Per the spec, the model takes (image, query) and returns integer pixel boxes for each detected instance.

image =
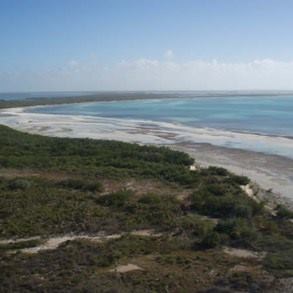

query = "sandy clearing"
[0,236,41,245]
[241,184,255,198]
[110,264,143,273]
[131,229,162,237]
[230,264,254,272]
[223,247,266,259]
[3,229,162,254]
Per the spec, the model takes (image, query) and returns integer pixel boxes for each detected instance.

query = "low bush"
[96,189,133,208]
[7,178,32,190]
[276,205,293,219]
[171,214,214,238]
[205,166,229,176]
[58,178,103,192]
[199,231,222,249]
[227,175,250,186]
[264,250,293,277]
[124,193,182,229]
[191,192,254,219]
[215,218,257,247]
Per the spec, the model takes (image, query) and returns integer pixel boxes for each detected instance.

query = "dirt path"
[3,229,162,254]
[223,247,266,259]
[110,264,144,273]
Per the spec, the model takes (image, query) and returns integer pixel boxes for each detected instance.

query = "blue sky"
[1,0,293,91]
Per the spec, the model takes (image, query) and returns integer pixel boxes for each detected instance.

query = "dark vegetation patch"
[0,125,292,291]
[264,250,293,277]
[276,204,293,219]
[0,237,238,292]
[210,271,275,293]
[0,125,195,185]
[57,178,103,192]
[190,179,262,219]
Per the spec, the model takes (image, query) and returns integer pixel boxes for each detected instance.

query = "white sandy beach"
[0,106,293,206]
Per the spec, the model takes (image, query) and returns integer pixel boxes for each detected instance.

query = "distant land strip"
[1,90,293,109]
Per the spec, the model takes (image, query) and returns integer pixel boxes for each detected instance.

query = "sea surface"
[30,95,293,138]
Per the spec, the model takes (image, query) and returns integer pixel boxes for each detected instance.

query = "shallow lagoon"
[31,95,293,138]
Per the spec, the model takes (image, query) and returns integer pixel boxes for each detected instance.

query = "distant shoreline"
[1,90,293,109]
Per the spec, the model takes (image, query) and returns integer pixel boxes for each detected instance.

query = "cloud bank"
[1,57,293,91]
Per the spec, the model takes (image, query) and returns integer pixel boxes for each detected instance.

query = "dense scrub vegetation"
[0,125,292,292]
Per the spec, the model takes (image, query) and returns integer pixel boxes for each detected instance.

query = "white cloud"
[164,49,174,60]
[68,60,79,68]
[1,57,293,91]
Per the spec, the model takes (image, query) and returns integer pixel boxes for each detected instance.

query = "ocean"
[30,95,293,137]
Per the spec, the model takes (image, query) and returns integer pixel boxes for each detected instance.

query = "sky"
[1,0,293,91]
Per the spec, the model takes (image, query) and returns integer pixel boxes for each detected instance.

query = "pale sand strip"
[2,230,162,254]
[0,236,41,245]
[109,264,143,273]
[223,247,266,259]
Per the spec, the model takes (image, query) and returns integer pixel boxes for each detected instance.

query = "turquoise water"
[31,96,293,138]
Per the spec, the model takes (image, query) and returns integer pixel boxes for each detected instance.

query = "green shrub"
[138,194,162,205]
[206,183,228,197]
[200,231,222,249]
[206,166,229,176]
[228,175,250,186]
[233,204,253,218]
[58,179,103,192]
[124,193,182,229]
[253,216,279,235]
[96,190,133,208]
[215,218,257,246]
[191,191,254,219]
[276,205,293,219]
[264,250,293,276]
[173,214,214,237]
[8,178,32,190]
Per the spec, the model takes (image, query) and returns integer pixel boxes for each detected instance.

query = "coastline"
[2,90,293,109]
[169,143,293,210]
[0,106,293,207]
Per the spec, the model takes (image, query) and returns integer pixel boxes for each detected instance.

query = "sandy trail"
[2,229,162,254]
[223,247,266,259]
[110,264,143,273]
